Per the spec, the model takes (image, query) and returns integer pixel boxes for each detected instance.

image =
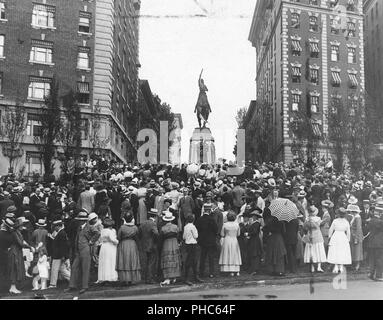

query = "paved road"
[105,280,383,300]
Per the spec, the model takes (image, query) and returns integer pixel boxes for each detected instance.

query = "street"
[105,280,383,300]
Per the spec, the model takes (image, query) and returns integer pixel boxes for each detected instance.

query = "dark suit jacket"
[139,219,159,252]
[367,217,383,248]
[49,229,70,259]
[195,214,218,247]
[284,219,299,245]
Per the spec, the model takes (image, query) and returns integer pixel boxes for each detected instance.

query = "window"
[28,77,51,100]
[79,12,91,33]
[348,72,358,88]
[311,121,322,138]
[292,93,301,111]
[30,40,53,64]
[0,2,5,20]
[309,40,320,58]
[331,18,340,34]
[348,47,356,64]
[347,22,356,37]
[331,96,341,114]
[291,13,300,29]
[26,114,42,136]
[310,95,320,113]
[291,39,302,56]
[347,0,356,12]
[0,72,2,94]
[309,0,319,5]
[0,34,4,57]
[291,65,301,83]
[331,45,340,61]
[331,70,341,87]
[32,4,55,28]
[309,16,319,32]
[310,67,319,85]
[329,0,339,8]
[348,97,358,116]
[77,82,90,104]
[77,47,90,69]
[80,119,89,140]
[26,152,43,175]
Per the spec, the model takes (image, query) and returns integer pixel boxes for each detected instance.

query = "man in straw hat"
[65,212,100,294]
[49,218,70,288]
[139,208,159,284]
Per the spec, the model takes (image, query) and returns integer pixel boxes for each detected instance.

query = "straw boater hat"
[363,199,370,206]
[149,208,159,216]
[3,218,15,229]
[36,219,47,227]
[88,212,98,221]
[321,200,334,208]
[268,178,276,188]
[346,204,361,213]
[308,205,319,216]
[298,190,307,198]
[7,206,17,214]
[75,211,89,221]
[162,211,175,222]
[52,219,63,226]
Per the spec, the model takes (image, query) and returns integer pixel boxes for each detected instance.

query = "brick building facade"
[249,0,365,163]
[0,0,141,176]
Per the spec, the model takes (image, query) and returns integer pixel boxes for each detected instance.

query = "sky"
[139,0,257,162]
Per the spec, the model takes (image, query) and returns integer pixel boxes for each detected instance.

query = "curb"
[21,272,368,300]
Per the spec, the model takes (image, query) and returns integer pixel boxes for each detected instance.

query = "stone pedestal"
[189,127,216,164]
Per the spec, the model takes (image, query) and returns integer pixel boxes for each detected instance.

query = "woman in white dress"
[219,213,242,276]
[327,208,352,273]
[303,206,327,273]
[98,218,119,283]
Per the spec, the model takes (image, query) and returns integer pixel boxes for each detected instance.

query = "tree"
[59,89,82,177]
[89,100,110,156]
[233,107,248,156]
[0,100,27,173]
[35,77,62,180]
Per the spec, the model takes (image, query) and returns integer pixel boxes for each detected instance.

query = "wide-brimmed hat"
[363,199,371,206]
[308,205,319,216]
[336,207,348,217]
[346,204,361,213]
[52,219,63,226]
[5,212,16,220]
[149,208,159,216]
[3,218,15,229]
[36,219,47,227]
[253,186,263,194]
[321,200,334,208]
[268,178,276,188]
[348,196,358,205]
[7,206,17,213]
[162,211,175,222]
[75,212,89,221]
[88,212,98,221]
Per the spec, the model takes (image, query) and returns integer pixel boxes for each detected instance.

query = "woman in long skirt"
[116,213,141,284]
[137,183,148,225]
[98,218,119,283]
[160,212,181,286]
[327,208,352,273]
[303,206,327,273]
[347,205,364,271]
[219,213,242,276]
[264,216,287,276]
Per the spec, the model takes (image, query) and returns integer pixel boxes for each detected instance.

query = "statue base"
[189,127,216,164]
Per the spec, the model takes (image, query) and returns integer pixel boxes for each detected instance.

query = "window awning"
[311,121,322,137]
[29,76,52,83]
[331,72,341,84]
[292,67,301,76]
[33,4,56,13]
[292,40,302,51]
[31,39,53,49]
[349,73,358,87]
[77,82,90,93]
[310,42,320,53]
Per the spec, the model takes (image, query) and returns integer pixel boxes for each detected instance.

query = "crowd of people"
[1,156,383,295]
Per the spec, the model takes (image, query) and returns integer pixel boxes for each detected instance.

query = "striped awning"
[29,76,52,83]
[292,67,301,76]
[291,40,302,52]
[31,39,53,49]
[33,4,56,13]
[349,73,358,87]
[78,46,90,53]
[311,121,322,137]
[77,82,90,93]
[310,42,320,53]
[331,72,341,84]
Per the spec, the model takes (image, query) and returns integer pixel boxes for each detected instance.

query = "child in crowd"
[32,245,50,290]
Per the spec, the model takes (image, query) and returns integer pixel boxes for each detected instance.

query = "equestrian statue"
[194,69,212,129]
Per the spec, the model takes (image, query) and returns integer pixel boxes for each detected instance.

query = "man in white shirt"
[183,215,203,285]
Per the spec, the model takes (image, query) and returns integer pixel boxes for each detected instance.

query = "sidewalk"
[1,268,371,300]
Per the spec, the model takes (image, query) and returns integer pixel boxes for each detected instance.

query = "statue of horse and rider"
[194,69,212,129]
